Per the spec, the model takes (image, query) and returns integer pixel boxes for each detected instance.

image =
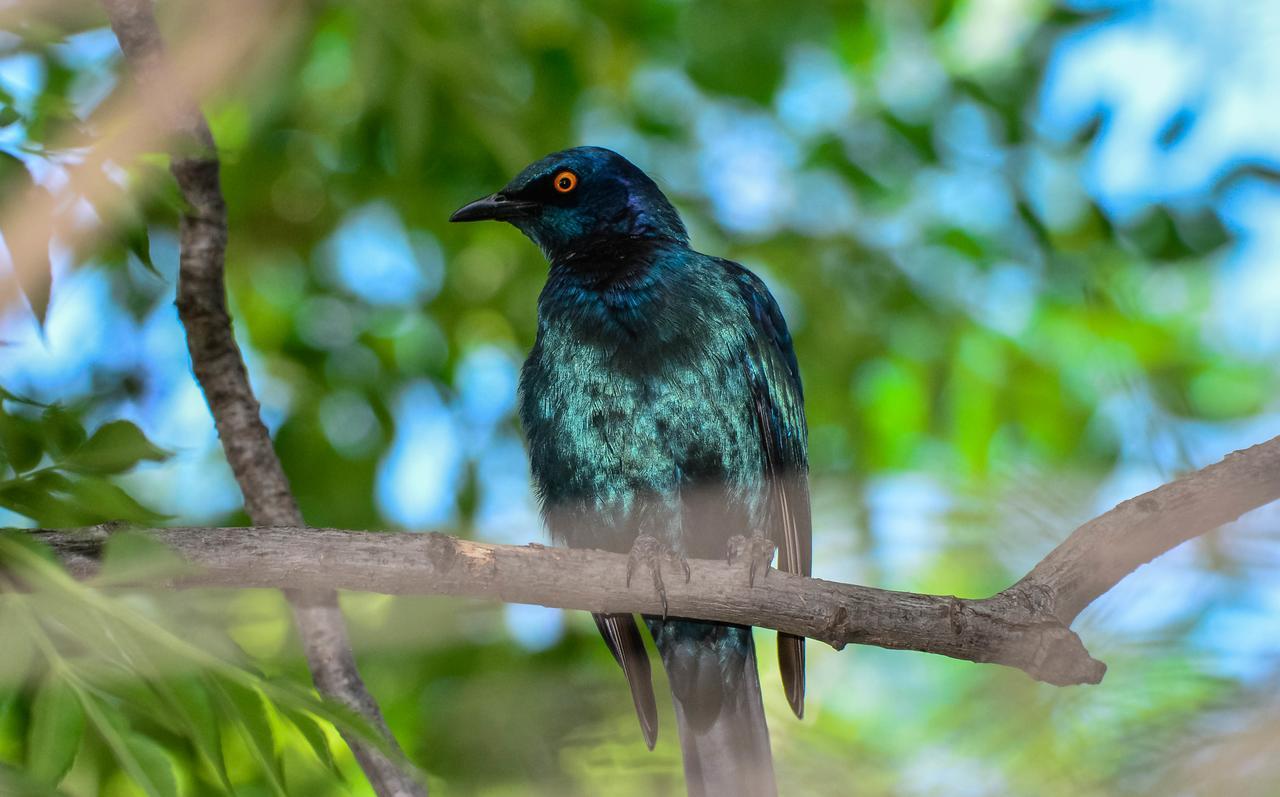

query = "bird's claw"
[626,534,689,618]
[727,534,776,587]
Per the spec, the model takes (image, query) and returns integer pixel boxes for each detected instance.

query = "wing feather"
[724,260,811,718]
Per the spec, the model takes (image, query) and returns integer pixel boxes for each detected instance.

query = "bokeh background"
[2,0,1279,794]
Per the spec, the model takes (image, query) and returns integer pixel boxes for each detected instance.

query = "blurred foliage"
[0,391,169,526]
[0,0,1278,795]
[0,531,390,796]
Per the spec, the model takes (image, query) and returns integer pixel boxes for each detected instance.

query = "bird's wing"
[723,259,812,719]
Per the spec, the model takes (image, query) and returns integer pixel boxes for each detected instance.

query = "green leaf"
[115,630,224,780]
[62,420,169,474]
[0,471,166,526]
[123,734,179,797]
[0,107,20,127]
[214,680,286,795]
[73,685,167,797]
[0,690,24,764]
[61,477,170,524]
[161,676,232,792]
[0,410,44,473]
[0,474,82,527]
[260,677,393,760]
[281,706,341,777]
[39,406,86,460]
[26,676,84,785]
[0,762,66,797]
[126,226,160,277]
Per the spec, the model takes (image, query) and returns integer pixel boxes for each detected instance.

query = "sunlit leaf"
[160,676,232,792]
[259,676,395,761]
[280,705,341,777]
[213,680,286,796]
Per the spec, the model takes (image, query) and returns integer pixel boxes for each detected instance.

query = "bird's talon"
[727,534,776,587]
[627,535,681,617]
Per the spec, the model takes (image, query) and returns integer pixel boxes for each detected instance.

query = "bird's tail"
[648,618,776,797]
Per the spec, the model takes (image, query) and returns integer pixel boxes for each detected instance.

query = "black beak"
[449,192,534,223]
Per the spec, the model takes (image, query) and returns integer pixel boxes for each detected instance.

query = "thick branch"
[100,3,424,794]
[31,433,1280,689]
[37,525,1107,687]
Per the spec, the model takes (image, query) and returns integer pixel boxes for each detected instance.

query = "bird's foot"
[726,534,776,587]
[626,534,690,618]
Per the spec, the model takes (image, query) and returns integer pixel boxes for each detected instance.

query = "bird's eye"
[553,171,578,193]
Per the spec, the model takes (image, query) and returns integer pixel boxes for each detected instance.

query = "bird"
[451,146,810,797]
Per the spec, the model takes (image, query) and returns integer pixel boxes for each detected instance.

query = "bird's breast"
[519,316,765,553]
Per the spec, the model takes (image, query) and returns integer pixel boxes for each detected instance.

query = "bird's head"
[449,146,687,261]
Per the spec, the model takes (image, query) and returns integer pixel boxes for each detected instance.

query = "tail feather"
[649,619,776,797]
[593,612,659,749]
[778,633,805,719]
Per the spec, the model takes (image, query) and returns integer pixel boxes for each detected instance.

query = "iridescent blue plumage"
[451,147,810,797]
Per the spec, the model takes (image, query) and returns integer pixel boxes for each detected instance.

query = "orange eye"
[553,171,578,193]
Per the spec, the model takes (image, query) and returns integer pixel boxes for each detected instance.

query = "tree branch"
[1011,436,1280,623]
[100,3,425,794]
[30,432,1280,689]
[34,526,1108,686]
